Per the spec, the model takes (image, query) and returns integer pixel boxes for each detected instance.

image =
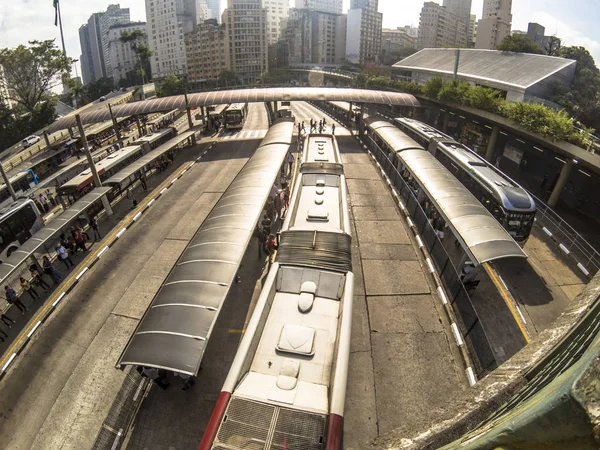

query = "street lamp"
[72,58,80,81]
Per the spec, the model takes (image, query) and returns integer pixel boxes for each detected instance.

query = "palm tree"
[119,30,153,87]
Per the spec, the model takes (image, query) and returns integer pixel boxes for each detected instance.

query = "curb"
[0,141,217,382]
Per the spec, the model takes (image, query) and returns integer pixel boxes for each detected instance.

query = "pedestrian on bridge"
[331,123,336,135]
[20,277,39,301]
[5,286,28,314]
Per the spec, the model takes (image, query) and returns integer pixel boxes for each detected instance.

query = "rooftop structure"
[393,48,576,102]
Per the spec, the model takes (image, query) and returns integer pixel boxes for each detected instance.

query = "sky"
[1,0,600,77]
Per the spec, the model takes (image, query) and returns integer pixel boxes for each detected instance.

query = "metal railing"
[363,134,498,377]
[91,366,149,450]
[529,193,600,279]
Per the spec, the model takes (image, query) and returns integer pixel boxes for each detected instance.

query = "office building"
[279,9,347,66]
[476,0,512,50]
[397,25,419,38]
[222,0,269,83]
[418,2,467,50]
[346,0,383,64]
[469,14,476,47]
[79,4,130,84]
[263,0,289,45]
[146,0,202,79]
[443,0,472,37]
[108,22,148,84]
[185,19,229,85]
[526,22,560,54]
[295,0,343,14]
[382,28,417,50]
[0,65,12,110]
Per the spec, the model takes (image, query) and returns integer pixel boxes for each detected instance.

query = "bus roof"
[0,198,34,219]
[136,128,174,145]
[227,103,246,111]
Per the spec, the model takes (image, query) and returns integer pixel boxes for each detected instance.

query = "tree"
[119,30,153,85]
[218,70,240,87]
[64,77,89,107]
[543,36,562,56]
[157,74,185,97]
[0,40,71,113]
[86,77,115,100]
[496,34,543,54]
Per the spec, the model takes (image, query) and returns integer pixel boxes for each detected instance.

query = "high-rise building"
[443,0,472,37]
[295,0,343,14]
[279,9,346,66]
[418,2,467,50]
[185,19,229,86]
[475,0,512,50]
[78,4,130,84]
[263,0,289,45]
[346,0,383,64]
[397,25,419,38]
[469,14,477,47]
[146,0,202,79]
[108,22,148,84]
[381,28,417,51]
[222,0,269,83]
[0,65,13,110]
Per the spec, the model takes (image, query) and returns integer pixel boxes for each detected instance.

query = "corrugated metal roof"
[399,150,527,264]
[116,121,294,376]
[364,117,424,153]
[0,187,112,284]
[104,128,200,187]
[393,48,576,91]
[46,88,420,133]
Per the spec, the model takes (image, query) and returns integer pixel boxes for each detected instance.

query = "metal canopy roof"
[116,121,294,375]
[0,187,112,284]
[393,48,576,92]
[104,128,200,186]
[364,117,424,153]
[46,88,420,133]
[399,150,527,264]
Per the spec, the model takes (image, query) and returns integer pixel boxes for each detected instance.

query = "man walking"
[331,123,336,135]
[5,286,28,314]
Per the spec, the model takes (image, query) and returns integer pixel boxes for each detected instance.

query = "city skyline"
[1,0,599,76]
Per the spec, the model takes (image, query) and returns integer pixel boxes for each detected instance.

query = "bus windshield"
[0,201,44,259]
[226,111,242,123]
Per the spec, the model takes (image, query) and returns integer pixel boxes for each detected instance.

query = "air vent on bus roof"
[469,161,487,167]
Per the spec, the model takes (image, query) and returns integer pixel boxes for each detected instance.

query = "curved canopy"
[116,121,294,376]
[399,150,528,264]
[47,88,420,133]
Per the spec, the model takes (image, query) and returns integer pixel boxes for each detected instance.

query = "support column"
[68,127,75,139]
[0,162,17,201]
[548,160,574,207]
[273,101,278,116]
[184,93,194,130]
[108,103,123,149]
[347,102,353,127]
[442,112,449,133]
[136,116,143,138]
[43,131,51,149]
[358,104,365,136]
[485,126,500,163]
[76,114,113,216]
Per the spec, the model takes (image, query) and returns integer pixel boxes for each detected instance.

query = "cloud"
[530,11,600,64]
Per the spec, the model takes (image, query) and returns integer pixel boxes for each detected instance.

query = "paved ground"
[292,102,468,448]
[0,104,268,450]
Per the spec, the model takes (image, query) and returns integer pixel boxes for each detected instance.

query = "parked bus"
[223,103,248,129]
[277,101,293,118]
[0,198,44,261]
[0,171,37,209]
[136,127,177,152]
[57,145,145,201]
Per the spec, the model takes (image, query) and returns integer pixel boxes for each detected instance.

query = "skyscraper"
[108,22,148,84]
[443,0,472,37]
[78,4,130,84]
[263,0,289,45]
[418,2,467,50]
[295,0,343,14]
[146,0,202,79]
[475,0,512,49]
[222,0,269,83]
[346,0,383,64]
[205,0,221,21]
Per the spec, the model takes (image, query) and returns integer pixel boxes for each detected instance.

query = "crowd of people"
[33,190,58,215]
[296,117,336,136]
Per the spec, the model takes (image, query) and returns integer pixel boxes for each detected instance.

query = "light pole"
[72,58,80,81]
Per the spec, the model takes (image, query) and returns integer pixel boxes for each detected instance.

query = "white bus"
[223,103,248,129]
[0,199,44,261]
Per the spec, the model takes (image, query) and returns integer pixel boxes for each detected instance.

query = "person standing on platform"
[142,367,169,390]
[43,256,63,284]
[20,277,39,301]
[5,286,28,314]
[89,217,101,240]
[30,266,50,292]
[56,244,74,268]
[1,313,15,327]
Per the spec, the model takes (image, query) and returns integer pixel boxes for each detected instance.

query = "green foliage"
[0,39,71,113]
[260,69,291,85]
[364,76,424,95]
[501,102,575,141]
[496,34,543,54]
[218,70,241,87]
[423,77,445,99]
[0,96,57,148]
[157,74,185,97]
[437,80,470,104]
[463,85,503,114]
[119,30,153,85]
